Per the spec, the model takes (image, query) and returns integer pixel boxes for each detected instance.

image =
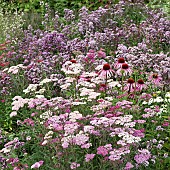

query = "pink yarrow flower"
[70,162,80,169]
[97,146,108,156]
[97,48,106,58]
[31,160,44,169]
[134,149,151,164]
[124,162,134,170]
[85,154,95,162]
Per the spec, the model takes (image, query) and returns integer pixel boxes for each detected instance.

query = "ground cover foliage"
[0,0,170,169]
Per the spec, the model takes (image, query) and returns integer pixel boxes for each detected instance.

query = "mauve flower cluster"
[0,138,25,169]
[0,71,11,95]
[7,0,169,85]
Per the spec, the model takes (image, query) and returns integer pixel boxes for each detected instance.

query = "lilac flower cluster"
[7,0,168,85]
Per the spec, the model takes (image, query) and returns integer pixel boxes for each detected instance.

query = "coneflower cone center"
[127,78,135,84]
[118,58,125,63]
[103,64,111,70]
[153,74,158,79]
[122,63,129,69]
[138,79,144,84]
[70,59,77,63]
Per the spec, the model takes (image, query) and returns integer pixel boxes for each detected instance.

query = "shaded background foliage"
[0,0,169,33]
[0,0,169,14]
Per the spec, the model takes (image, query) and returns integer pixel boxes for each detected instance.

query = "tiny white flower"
[41,140,48,145]
[165,92,170,98]
[10,111,17,117]
[0,147,11,153]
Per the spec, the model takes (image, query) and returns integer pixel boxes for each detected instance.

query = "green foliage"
[0,0,118,15]
[147,0,170,16]
[0,10,24,43]
[0,0,169,17]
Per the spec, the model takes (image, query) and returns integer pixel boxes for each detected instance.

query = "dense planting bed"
[0,0,170,169]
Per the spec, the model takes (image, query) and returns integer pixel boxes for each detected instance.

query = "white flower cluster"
[72,101,86,105]
[108,80,122,88]
[41,131,54,145]
[77,81,96,88]
[44,131,54,140]
[69,111,83,122]
[156,104,168,115]
[61,61,83,75]
[79,88,94,96]
[79,87,101,100]
[39,78,52,85]
[12,96,30,111]
[165,92,170,102]
[3,64,26,74]
[118,131,141,144]
[91,99,112,111]
[40,110,53,120]
[23,84,39,94]
[165,92,170,98]
[60,77,76,90]
[148,97,164,104]
[23,77,58,94]
[142,91,170,105]
[90,115,134,127]
[114,115,134,126]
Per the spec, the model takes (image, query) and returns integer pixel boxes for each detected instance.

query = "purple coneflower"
[124,78,135,93]
[98,63,115,79]
[136,79,146,91]
[114,57,125,69]
[148,73,162,86]
[117,63,132,76]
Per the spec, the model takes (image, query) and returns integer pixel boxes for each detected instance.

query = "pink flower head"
[148,73,162,86]
[98,63,115,79]
[85,153,95,162]
[97,146,108,156]
[31,160,44,169]
[162,121,169,127]
[1,99,5,103]
[117,63,132,76]
[124,162,134,170]
[7,157,19,166]
[86,50,95,62]
[114,57,126,69]
[136,79,147,91]
[97,48,106,58]
[134,149,151,164]
[78,72,93,82]
[70,162,80,169]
